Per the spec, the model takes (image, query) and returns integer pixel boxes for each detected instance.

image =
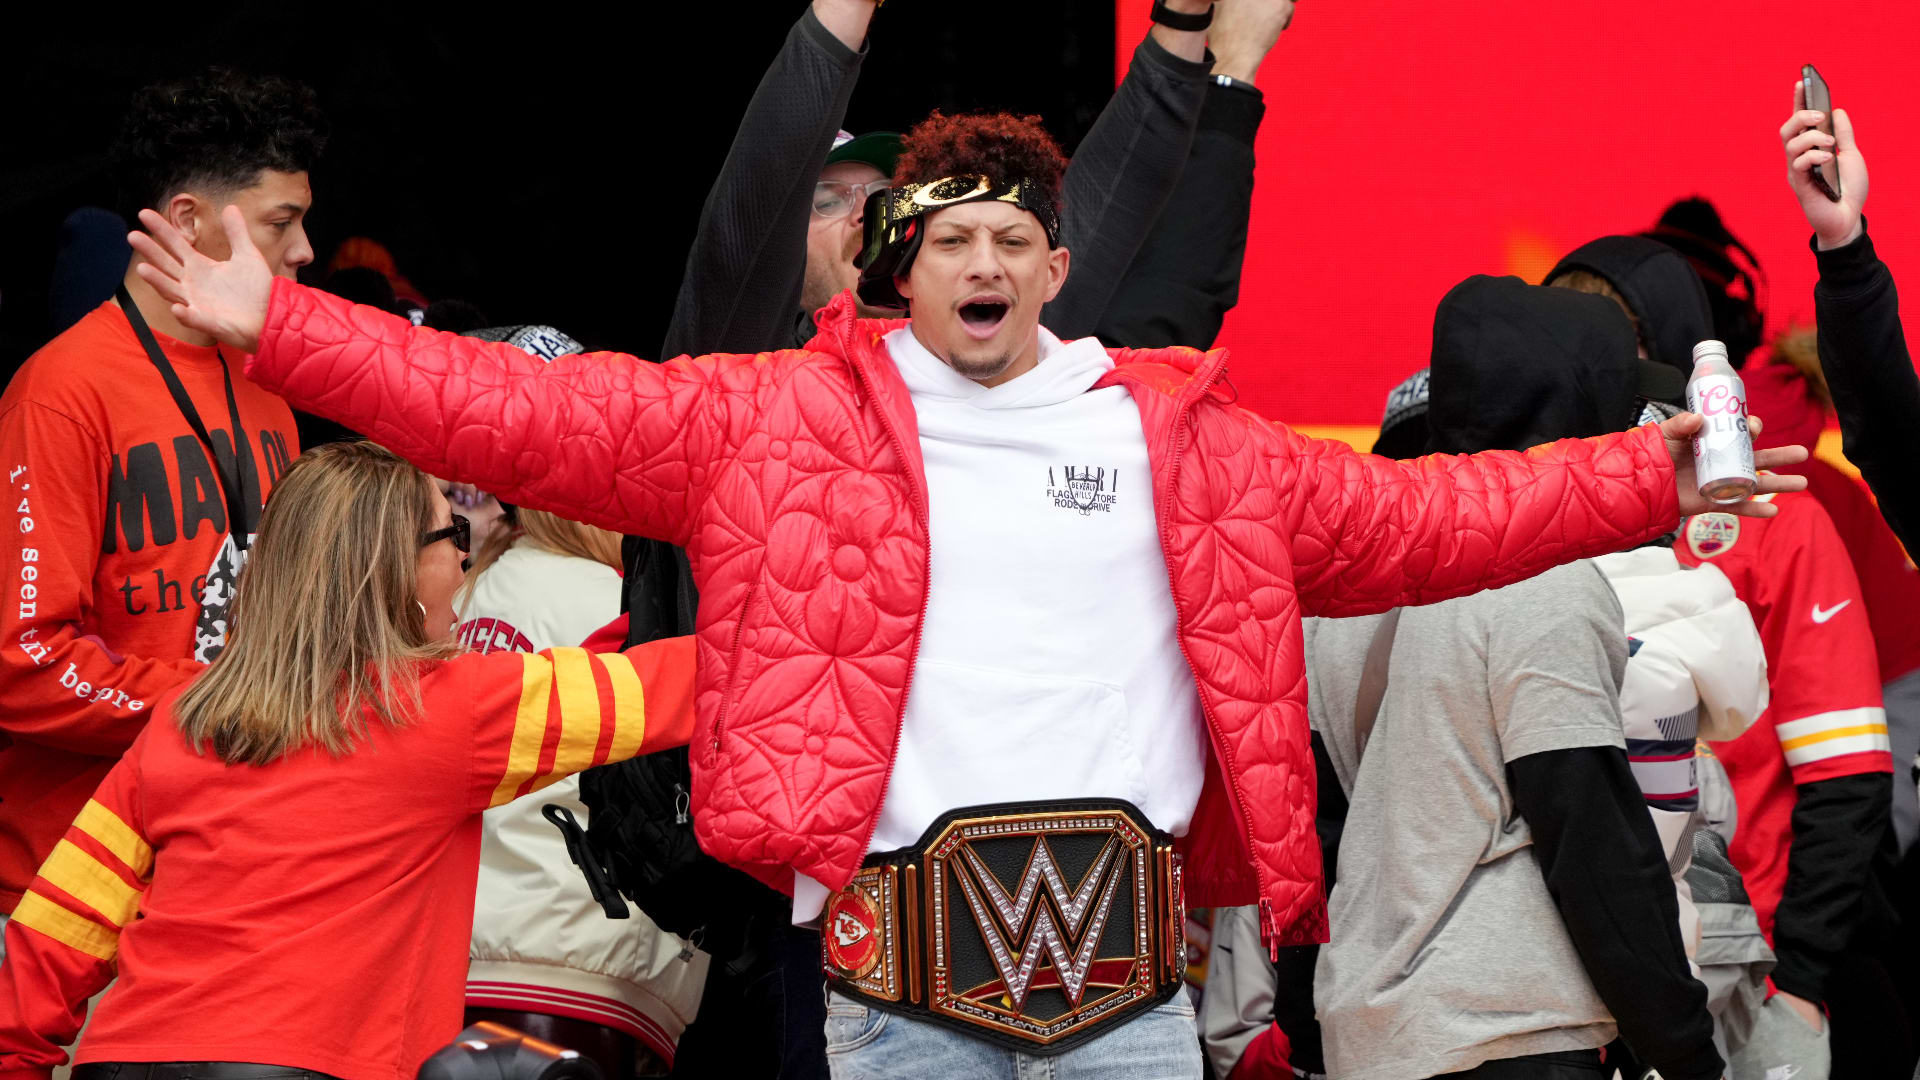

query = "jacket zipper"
[842,315,932,874]
[707,582,757,761]
[1136,360,1282,954]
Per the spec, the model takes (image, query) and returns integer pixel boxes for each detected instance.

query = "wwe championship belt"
[821,799,1186,1055]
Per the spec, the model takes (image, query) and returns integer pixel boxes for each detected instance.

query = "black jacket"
[1813,225,1920,555]
[1095,81,1265,349]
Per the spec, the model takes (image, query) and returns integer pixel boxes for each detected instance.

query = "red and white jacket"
[247,283,1683,946]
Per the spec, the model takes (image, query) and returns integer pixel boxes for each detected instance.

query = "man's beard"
[945,347,1018,381]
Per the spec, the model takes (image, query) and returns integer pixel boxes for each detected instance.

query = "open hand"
[127,206,273,353]
[1661,412,1809,518]
[1782,82,1868,250]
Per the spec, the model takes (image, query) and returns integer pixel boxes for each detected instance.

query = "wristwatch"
[1212,74,1261,96]
[1150,0,1213,32]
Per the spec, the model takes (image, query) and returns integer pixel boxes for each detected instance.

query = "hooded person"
[1546,238,1889,1074]
[1643,197,1770,369]
[1299,276,1727,1080]
[1545,235,1708,400]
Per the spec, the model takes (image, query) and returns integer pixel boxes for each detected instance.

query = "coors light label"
[1685,340,1757,504]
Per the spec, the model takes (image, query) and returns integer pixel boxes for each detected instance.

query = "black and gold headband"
[855,174,1061,309]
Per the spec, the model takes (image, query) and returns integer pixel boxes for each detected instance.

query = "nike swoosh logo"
[1812,600,1853,624]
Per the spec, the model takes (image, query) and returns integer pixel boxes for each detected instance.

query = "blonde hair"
[173,441,462,765]
[462,506,623,587]
[1770,323,1831,410]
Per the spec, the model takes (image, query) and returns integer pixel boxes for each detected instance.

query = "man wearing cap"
[130,99,1809,1073]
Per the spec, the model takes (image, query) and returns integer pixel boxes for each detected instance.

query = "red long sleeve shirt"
[0,638,695,1080]
[0,302,297,912]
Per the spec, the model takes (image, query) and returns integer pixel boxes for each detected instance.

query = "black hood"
[1427,275,1642,455]
[1546,235,1716,395]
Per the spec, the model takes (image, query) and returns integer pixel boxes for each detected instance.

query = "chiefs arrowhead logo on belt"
[824,886,883,980]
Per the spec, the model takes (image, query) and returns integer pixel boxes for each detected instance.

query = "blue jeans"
[824,989,1203,1080]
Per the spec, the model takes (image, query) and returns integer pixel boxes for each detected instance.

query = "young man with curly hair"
[133,108,1807,1076]
[0,70,321,944]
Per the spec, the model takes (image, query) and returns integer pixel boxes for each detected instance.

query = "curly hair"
[113,68,328,222]
[894,110,1068,211]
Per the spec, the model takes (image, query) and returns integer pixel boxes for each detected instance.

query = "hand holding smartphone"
[1801,64,1843,202]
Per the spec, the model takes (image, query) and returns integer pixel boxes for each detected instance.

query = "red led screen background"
[1115,0,1920,454]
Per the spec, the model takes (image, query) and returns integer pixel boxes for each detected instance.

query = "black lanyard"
[117,285,252,551]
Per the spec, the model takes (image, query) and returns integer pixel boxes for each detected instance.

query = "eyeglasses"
[421,514,471,554]
[813,180,890,221]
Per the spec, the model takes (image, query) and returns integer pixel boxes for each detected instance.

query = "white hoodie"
[1595,545,1769,956]
[793,325,1208,920]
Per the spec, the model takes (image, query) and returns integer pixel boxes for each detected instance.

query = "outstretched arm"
[129,210,728,546]
[662,1,872,358]
[468,637,697,813]
[1281,415,1808,617]
[1780,89,1920,551]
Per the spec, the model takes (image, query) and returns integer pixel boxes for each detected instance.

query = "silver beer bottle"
[1685,340,1758,504]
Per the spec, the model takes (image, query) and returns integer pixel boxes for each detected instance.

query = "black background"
[1,2,1117,379]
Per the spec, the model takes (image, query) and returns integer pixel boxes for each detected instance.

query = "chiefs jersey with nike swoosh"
[1676,489,1890,934]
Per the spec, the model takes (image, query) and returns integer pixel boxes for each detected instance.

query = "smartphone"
[1802,64,1843,202]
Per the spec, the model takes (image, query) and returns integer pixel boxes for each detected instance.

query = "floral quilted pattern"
[253,282,1678,946]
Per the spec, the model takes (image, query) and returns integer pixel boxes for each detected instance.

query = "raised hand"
[1782,82,1868,250]
[1660,412,1809,518]
[127,206,273,353]
[1211,0,1298,84]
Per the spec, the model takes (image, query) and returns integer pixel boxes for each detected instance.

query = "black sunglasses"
[421,514,471,554]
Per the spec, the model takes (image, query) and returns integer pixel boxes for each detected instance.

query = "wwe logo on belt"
[951,836,1127,1011]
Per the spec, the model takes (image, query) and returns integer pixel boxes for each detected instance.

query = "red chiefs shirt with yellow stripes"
[0,639,693,1080]
[1675,491,1890,935]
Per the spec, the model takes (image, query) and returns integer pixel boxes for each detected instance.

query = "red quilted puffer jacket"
[251,283,1679,946]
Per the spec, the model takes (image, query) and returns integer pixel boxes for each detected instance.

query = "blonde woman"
[0,441,695,1080]
[457,504,708,1077]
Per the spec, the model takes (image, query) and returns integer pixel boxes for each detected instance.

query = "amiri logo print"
[1047,465,1119,516]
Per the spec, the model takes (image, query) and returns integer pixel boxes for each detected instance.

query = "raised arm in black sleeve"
[1041,35,1210,339]
[1813,225,1920,553]
[1768,771,1891,1001]
[1508,746,1725,1080]
[1095,81,1265,349]
[659,8,865,360]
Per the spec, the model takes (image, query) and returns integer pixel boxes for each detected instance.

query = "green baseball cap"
[827,129,902,177]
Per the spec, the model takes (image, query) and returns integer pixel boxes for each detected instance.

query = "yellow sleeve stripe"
[546,648,604,782]
[601,652,648,763]
[12,891,120,962]
[489,655,556,808]
[1775,707,1886,742]
[75,799,152,879]
[39,840,142,927]
[1779,723,1891,752]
